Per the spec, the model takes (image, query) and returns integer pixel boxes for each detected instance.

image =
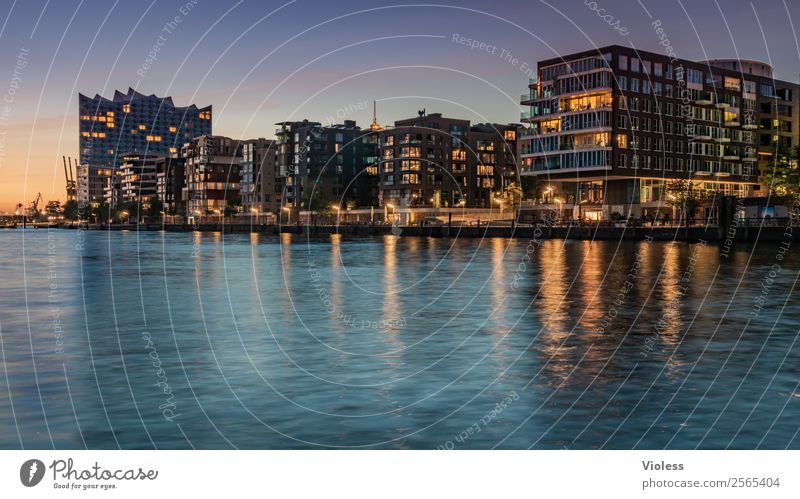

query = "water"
[0,228,798,449]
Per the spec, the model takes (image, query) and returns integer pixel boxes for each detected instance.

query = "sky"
[0,0,798,211]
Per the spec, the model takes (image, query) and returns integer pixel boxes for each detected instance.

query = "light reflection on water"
[0,229,798,449]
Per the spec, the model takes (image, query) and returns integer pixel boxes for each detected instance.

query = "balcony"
[694,94,714,105]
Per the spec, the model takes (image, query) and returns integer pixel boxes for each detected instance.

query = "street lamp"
[385,203,395,224]
[494,197,504,222]
[332,205,340,226]
[212,209,221,225]
[250,208,259,225]
[120,210,129,224]
[281,206,291,225]
[554,197,563,222]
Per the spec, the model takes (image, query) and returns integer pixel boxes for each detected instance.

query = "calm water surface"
[0,229,798,449]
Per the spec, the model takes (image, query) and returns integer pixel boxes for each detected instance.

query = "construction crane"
[63,156,77,201]
[29,192,43,215]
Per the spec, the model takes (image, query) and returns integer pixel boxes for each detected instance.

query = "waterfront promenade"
[35,220,798,243]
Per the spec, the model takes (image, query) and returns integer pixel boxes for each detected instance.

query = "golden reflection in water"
[328,234,345,335]
[654,243,682,346]
[381,235,400,321]
[487,238,512,369]
[534,240,573,384]
[489,238,507,316]
[279,232,293,278]
[576,240,605,331]
[379,235,404,364]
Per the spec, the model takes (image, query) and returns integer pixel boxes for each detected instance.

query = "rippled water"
[0,229,798,449]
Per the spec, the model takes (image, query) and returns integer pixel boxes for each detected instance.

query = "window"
[169,126,177,133]
[619,55,628,70]
[122,104,131,113]
[618,153,627,167]
[631,58,640,72]
[503,129,516,141]
[654,63,663,77]
[618,76,627,90]
[617,115,627,129]
[616,134,628,148]
[643,60,651,75]
[687,68,702,84]
[630,78,639,93]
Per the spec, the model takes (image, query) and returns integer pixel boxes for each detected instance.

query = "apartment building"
[519,45,799,220]
[378,112,520,208]
[240,138,280,216]
[119,152,160,208]
[275,120,377,211]
[155,154,186,215]
[182,135,242,217]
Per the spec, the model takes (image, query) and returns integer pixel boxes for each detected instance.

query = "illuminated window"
[169,147,177,154]
[123,104,131,113]
[138,124,146,130]
[107,149,114,154]
[81,131,90,137]
[106,122,115,128]
[131,129,137,134]
[169,126,177,133]
[146,135,162,142]
[616,134,628,148]
[106,111,114,117]
[81,115,90,121]
[504,130,516,141]
[199,111,211,119]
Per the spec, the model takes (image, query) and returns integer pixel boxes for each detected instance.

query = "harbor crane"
[63,156,77,201]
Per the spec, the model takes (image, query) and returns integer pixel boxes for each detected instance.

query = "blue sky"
[1,0,798,208]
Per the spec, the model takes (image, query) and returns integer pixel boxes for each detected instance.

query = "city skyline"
[1,0,799,211]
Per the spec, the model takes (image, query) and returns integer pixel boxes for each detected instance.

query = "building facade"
[275,120,377,212]
[182,135,242,217]
[156,154,186,216]
[378,113,520,208]
[77,88,210,205]
[520,45,799,220]
[76,164,112,204]
[240,138,280,216]
[119,152,160,208]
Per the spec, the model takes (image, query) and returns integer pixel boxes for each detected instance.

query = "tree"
[92,200,111,223]
[666,180,707,226]
[146,197,164,219]
[62,200,79,220]
[762,144,799,203]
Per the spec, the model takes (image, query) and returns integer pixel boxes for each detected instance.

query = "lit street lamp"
[385,203,395,224]
[281,206,291,225]
[250,208,259,225]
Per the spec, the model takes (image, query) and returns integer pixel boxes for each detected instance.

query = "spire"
[369,99,383,131]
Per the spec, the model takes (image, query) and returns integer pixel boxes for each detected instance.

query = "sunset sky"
[0,0,798,212]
